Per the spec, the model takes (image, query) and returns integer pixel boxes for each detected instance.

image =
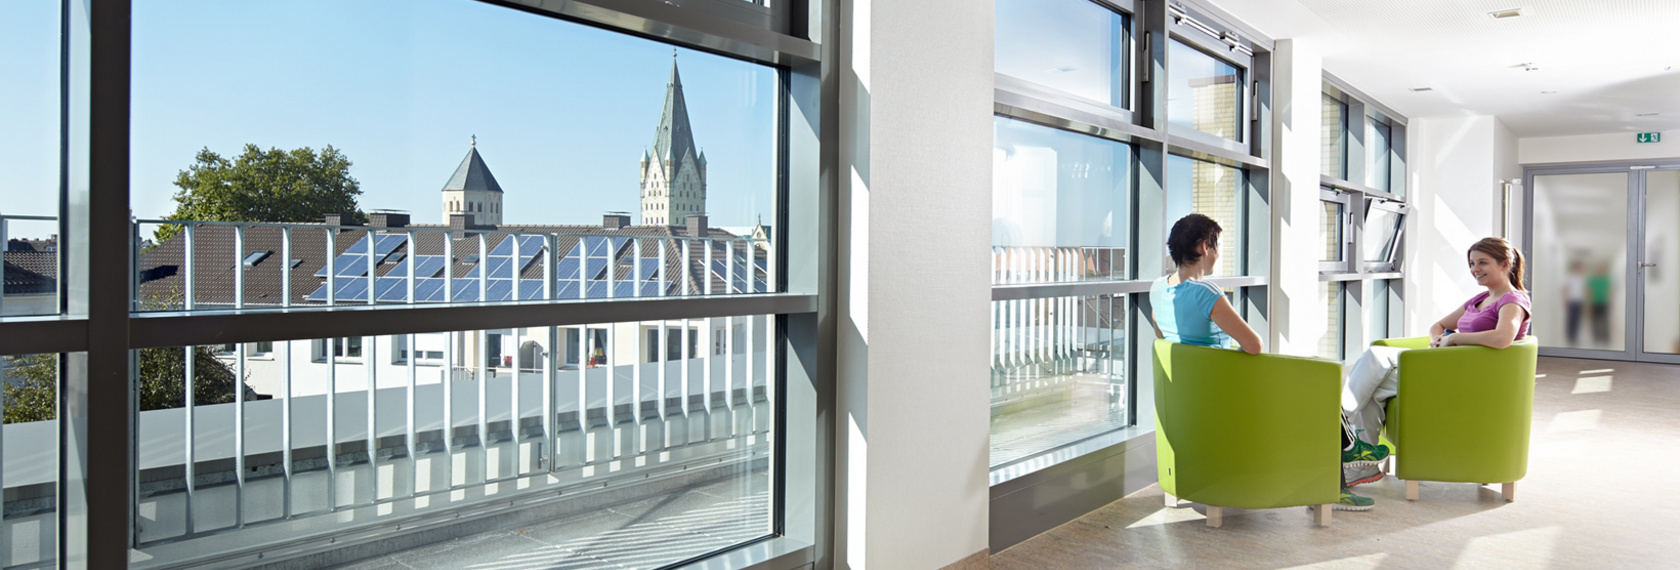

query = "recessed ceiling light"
[1051,66,1077,73]
[1489,8,1523,19]
[1409,87,1434,92]
[1513,62,1540,72]
[1637,112,1660,117]
[1541,90,1557,94]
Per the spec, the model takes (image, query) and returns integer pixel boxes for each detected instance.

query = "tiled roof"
[441,147,504,194]
[3,252,57,295]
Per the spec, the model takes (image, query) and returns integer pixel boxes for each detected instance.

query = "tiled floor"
[991,375,1127,468]
[330,472,770,570]
[992,357,1680,569]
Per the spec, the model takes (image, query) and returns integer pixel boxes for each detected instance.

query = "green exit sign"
[1638,132,1662,143]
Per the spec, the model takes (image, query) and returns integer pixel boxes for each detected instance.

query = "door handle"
[1640,263,1658,268]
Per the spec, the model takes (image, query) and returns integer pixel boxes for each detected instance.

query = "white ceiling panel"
[1208,0,1680,137]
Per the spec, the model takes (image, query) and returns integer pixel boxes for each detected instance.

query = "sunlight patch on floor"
[1124,506,1206,529]
[1571,375,1612,394]
[1282,553,1387,569]
[1548,409,1601,433]
[1450,526,1560,570]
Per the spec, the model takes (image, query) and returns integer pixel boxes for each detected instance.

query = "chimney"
[449,213,474,230]
[603,213,631,229]
[370,212,410,228]
[325,213,362,227]
[685,214,709,237]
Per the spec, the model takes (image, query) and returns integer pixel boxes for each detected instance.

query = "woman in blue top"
[1150,214,1384,511]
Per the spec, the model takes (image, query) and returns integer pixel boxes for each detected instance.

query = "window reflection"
[990,295,1127,468]
[995,0,1129,109]
[1166,154,1243,276]
[1167,40,1242,142]
[992,116,1132,283]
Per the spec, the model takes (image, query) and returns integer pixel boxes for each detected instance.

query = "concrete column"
[833,0,994,567]
[1406,116,1507,329]
[1267,39,1326,356]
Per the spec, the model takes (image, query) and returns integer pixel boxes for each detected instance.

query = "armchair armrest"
[1373,336,1430,350]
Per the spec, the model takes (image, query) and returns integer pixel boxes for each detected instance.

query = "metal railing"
[131,219,776,312]
[992,245,1127,285]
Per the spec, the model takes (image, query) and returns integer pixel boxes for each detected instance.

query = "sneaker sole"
[1333,502,1375,511]
[1345,470,1384,487]
[1343,459,1384,467]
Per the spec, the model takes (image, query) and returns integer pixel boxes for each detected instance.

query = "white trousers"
[1342,346,1406,445]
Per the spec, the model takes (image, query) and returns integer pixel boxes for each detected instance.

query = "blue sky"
[0,0,777,236]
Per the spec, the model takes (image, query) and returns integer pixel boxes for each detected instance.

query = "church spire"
[651,56,697,180]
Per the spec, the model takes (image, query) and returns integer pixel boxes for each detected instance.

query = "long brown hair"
[1468,237,1526,291]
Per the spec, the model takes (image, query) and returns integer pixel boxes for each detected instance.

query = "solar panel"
[386,255,446,279]
[313,233,408,278]
[335,278,370,302]
[585,281,606,298]
[556,258,580,280]
[414,278,445,302]
[519,279,544,300]
[556,281,580,299]
[450,280,480,302]
[485,279,514,301]
[374,234,406,257]
[613,282,635,298]
[375,277,408,302]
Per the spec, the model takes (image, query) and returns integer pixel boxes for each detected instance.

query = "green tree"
[155,144,366,242]
[2,347,246,423]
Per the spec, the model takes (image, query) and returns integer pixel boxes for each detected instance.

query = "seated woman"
[1340,237,1532,488]
[1151,213,1383,511]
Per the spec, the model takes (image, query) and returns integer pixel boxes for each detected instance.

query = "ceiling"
[1208,0,1680,138]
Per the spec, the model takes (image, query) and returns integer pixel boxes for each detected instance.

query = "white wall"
[1267,39,1328,356]
[1519,129,1680,165]
[1405,115,1509,329]
[835,0,994,566]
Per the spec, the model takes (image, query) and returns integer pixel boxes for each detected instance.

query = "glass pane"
[2,352,66,568]
[1363,206,1402,263]
[995,0,1128,109]
[0,0,63,317]
[1321,93,1347,179]
[1166,155,1243,276]
[1643,170,1680,354]
[1321,199,1344,262]
[990,295,1126,468]
[1319,282,1343,360]
[1167,40,1242,142]
[992,116,1133,283]
[1532,172,1627,351]
[132,319,774,566]
[132,0,780,310]
[1366,119,1392,191]
[1368,279,1393,343]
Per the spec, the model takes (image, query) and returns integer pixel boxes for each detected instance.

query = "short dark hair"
[1168,214,1223,267]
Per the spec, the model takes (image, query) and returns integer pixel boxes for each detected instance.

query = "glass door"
[1530,171,1630,358]
[1529,163,1680,363]
[1637,168,1680,362]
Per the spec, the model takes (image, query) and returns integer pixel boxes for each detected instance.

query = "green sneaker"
[1342,438,1390,465]
[1335,487,1376,511]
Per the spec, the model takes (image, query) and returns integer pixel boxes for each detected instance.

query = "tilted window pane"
[995,0,1129,109]
[990,295,1127,469]
[130,318,775,566]
[1321,93,1348,179]
[993,116,1133,283]
[1167,40,1243,142]
[130,0,779,313]
[1166,155,1244,276]
[1363,206,1402,263]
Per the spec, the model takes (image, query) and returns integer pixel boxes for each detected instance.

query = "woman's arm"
[1444,304,1527,349]
[1209,295,1264,355]
[1429,305,1468,347]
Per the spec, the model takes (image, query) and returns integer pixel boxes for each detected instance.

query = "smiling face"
[1469,250,1511,288]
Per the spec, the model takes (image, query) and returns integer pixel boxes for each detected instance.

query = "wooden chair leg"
[1405,480,1419,501]
[1502,482,1516,502]
[1206,506,1222,528]
[1166,492,1177,508]
[1313,503,1332,527]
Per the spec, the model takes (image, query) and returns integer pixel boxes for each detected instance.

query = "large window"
[0,0,816,567]
[1320,74,1411,356]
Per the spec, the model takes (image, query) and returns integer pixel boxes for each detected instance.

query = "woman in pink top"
[1340,237,1531,487]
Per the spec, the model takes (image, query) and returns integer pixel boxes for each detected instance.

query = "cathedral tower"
[440,139,505,226]
[640,57,707,226]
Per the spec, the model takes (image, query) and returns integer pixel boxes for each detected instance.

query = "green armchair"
[1153,339,1341,527]
[1372,336,1538,502]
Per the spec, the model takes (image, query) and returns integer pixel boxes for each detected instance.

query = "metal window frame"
[1319,187,1353,273]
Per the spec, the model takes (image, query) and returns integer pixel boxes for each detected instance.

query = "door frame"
[1524,158,1680,363]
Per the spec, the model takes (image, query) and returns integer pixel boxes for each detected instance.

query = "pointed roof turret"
[442,144,504,194]
[651,56,698,179]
